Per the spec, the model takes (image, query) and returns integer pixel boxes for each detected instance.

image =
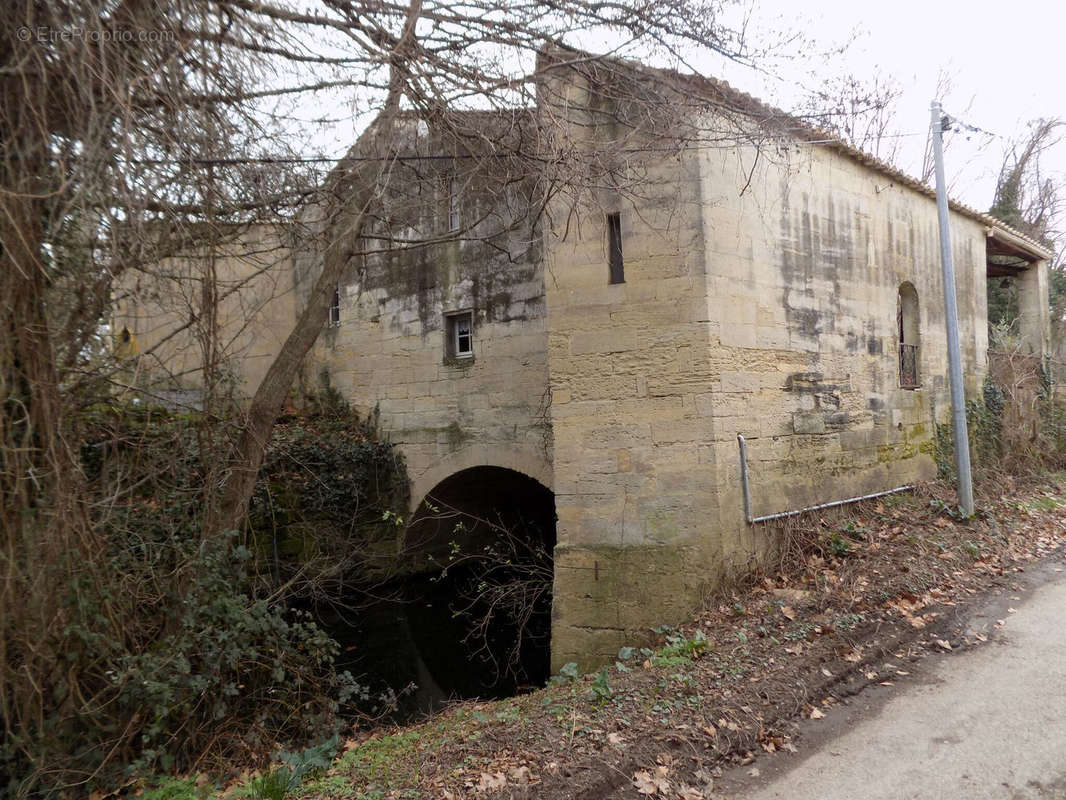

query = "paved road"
[720,563,1066,800]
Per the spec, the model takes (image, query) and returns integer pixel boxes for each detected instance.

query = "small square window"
[445,311,473,358]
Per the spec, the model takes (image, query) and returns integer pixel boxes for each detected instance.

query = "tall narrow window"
[448,177,461,232]
[607,212,624,284]
[445,311,473,359]
[328,287,341,327]
[898,282,920,389]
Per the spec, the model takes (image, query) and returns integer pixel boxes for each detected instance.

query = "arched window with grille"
[898,282,920,389]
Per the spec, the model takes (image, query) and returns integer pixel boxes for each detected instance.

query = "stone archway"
[405,444,553,516]
[402,465,557,699]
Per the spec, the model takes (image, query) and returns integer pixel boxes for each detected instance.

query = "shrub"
[936,350,1066,480]
[249,404,408,589]
[2,403,405,797]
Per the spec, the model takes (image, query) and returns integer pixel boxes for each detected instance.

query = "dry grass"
[277,471,1066,800]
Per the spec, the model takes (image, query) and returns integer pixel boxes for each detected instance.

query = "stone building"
[113,224,295,408]
[120,49,1052,672]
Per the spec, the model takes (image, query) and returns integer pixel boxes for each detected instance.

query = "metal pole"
[930,101,975,517]
[737,434,753,523]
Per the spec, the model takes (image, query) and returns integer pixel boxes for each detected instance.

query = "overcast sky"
[302,1,1063,220]
[707,0,1066,212]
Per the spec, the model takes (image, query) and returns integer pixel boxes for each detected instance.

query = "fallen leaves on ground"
[299,476,1066,800]
[633,765,672,795]
[476,773,506,793]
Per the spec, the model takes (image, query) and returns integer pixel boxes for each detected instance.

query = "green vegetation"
[140,777,213,800]
[303,719,488,799]
[936,367,1066,484]
[591,668,614,702]
[650,629,710,669]
[3,402,407,797]
[333,731,422,785]
[828,533,854,558]
[240,737,340,800]
[250,403,409,583]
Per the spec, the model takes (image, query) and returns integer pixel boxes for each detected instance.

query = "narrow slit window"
[328,287,341,327]
[448,177,461,232]
[446,311,473,358]
[607,212,624,284]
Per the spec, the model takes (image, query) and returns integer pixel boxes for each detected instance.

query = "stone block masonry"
[541,64,1048,669]
[137,55,1050,676]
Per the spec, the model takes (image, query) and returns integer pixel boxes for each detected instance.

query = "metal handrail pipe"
[737,433,913,525]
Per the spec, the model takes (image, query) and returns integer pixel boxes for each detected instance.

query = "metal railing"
[899,343,920,388]
[737,434,913,524]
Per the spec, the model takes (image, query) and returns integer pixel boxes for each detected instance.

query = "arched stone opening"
[403,466,557,701]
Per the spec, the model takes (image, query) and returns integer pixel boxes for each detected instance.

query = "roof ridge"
[541,43,1051,260]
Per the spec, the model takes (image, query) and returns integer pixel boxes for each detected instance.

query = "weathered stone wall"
[113,225,296,406]
[1016,256,1051,357]
[697,136,989,566]
[544,94,996,669]
[305,124,553,517]
[540,62,725,668]
[544,148,720,665]
[310,236,552,510]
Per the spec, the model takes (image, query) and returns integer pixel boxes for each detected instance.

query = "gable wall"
[698,134,988,554]
[545,98,993,669]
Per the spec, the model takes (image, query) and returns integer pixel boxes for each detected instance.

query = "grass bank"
[141,472,1066,800]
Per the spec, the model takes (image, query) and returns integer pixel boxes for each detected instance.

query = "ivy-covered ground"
[12,404,409,797]
[142,472,1066,800]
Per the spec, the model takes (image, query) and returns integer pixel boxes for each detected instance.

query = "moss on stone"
[878,441,918,463]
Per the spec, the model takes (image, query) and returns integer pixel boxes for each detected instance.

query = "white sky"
[297,0,1064,221]
[709,0,1066,212]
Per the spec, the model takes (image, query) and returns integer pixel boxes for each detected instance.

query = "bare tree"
[2,0,794,788]
[987,118,1065,348]
[990,118,1063,248]
[798,70,905,164]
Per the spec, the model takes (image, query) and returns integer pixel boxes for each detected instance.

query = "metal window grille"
[448,178,460,232]
[328,288,341,327]
[899,343,919,388]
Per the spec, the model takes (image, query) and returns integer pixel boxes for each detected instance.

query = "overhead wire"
[18,129,936,168]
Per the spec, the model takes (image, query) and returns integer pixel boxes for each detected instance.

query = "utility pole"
[930,101,975,517]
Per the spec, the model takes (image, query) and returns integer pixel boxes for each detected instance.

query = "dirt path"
[714,556,1066,800]
[293,478,1066,800]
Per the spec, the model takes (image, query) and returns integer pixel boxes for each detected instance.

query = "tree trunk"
[213,0,422,538]
[0,74,99,753]
[214,205,368,538]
